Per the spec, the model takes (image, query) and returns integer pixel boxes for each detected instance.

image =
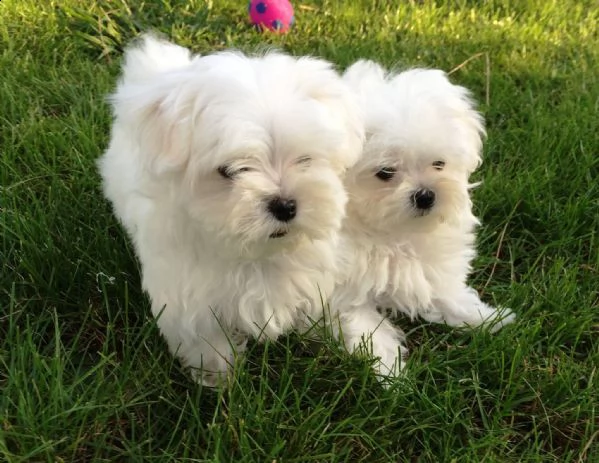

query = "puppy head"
[111,35,363,257]
[342,61,485,238]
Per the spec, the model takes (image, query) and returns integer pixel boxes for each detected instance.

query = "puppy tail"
[120,33,192,85]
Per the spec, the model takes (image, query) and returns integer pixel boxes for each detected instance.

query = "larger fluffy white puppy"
[98,35,363,386]
[330,60,514,378]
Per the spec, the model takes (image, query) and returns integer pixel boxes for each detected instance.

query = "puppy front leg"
[157,315,247,387]
[333,306,408,379]
[426,286,515,333]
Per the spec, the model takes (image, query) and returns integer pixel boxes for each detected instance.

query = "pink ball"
[248,0,294,33]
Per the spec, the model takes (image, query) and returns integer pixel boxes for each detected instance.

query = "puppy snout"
[267,197,297,222]
[412,189,436,210]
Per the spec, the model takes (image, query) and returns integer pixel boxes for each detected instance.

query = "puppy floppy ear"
[445,79,486,174]
[393,68,486,175]
[426,70,486,174]
[292,57,365,170]
[108,34,196,174]
[460,108,485,174]
[342,59,387,98]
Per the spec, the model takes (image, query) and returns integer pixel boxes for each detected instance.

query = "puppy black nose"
[412,189,436,210]
[267,197,297,222]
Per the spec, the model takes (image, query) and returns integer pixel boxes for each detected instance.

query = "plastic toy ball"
[248,0,295,33]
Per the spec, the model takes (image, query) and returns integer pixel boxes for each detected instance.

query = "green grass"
[1,0,598,461]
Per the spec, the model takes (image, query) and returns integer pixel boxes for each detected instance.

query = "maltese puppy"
[329,60,515,378]
[98,35,363,386]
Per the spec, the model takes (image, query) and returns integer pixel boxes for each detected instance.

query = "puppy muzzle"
[412,188,436,211]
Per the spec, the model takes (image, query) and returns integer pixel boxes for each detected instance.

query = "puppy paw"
[373,339,409,382]
[335,306,409,385]
[467,303,516,333]
[350,325,408,383]
[485,306,516,333]
[189,366,230,387]
[430,288,516,333]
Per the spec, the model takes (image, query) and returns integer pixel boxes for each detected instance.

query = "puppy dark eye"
[375,167,397,181]
[217,166,233,179]
[432,161,445,170]
[296,156,312,166]
[217,166,251,179]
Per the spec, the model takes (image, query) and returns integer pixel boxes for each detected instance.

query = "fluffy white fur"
[330,60,515,378]
[98,34,363,386]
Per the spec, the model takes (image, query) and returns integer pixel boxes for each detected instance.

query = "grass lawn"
[1,0,598,461]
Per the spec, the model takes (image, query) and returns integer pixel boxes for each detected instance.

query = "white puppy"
[330,60,515,378]
[98,35,363,386]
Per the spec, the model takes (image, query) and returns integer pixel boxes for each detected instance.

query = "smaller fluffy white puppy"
[98,35,362,386]
[330,60,515,378]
